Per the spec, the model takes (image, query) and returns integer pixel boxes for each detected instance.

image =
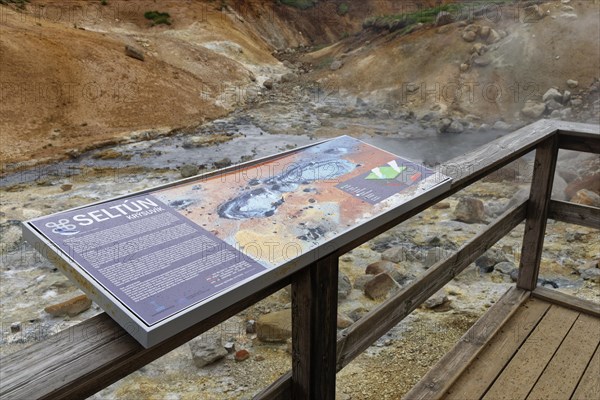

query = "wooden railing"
[1,120,598,400]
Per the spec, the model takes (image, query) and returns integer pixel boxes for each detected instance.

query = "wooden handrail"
[1,120,598,400]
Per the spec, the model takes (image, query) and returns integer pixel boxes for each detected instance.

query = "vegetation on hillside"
[144,10,172,26]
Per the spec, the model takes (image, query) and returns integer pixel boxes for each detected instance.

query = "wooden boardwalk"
[405,288,600,400]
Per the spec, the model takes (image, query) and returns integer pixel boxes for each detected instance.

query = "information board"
[24,136,452,347]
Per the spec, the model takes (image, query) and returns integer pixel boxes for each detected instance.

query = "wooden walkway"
[405,288,600,400]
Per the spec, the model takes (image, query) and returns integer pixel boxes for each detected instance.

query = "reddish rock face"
[571,189,600,207]
[565,172,600,199]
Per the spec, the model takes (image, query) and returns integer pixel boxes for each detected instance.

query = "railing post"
[291,254,338,400]
[517,135,559,290]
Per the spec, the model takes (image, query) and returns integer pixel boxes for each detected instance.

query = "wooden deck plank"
[444,298,551,400]
[401,287,530,400]
[572,345,600,400]
[482,305,579,400]
[527,313,600,399]
[532,287,600,318]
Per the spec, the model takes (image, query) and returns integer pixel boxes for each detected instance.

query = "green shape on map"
[365,166,405,180]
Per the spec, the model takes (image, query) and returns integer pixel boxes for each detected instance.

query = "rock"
[521,100,546,119]
[364,273,397,300]
[581,268,600,282]
[213,158,232,169]
[437,25,452,34]
[454,197,486,223]
[338,271,352,300]
[189,335,227,367]
[353,275,373,290]
[447,120,464,133]
[124,45,144,61]
[348,307,369,322]
[435,11,454,26]
[480,26,491,39]
[552,175,568,201]
[560,12,578,19]
[280,72,297,83]
[263,79,274,90]
[433,201,451,209]
[545,99,563,112]
[571,189,600,207]
[234,349,250,362]
[180,164,199,178]
[60,184,73,192]
[337,313,354,329]
[543,88,563,103]
[473,56,491,67]
[495,261,517,274]
[330,60,343,71]
[44,294,92,317]
[224,341,236,353]
[246,319,256,334]
[471,43,487,55]
[10,322,21,333]
[366,260,407,283]
[486,29,501,44]
[438,118,452,132]
[510,269,519,282]
[476,249,508,273]
[459,63,470,72]
[524,5,544,21]
[381,245,416,263]
[566,79,579,88]
[565,173,600,198]
[493,121,511,130]
[423,290,448,309]
[562,90,571,104]
[462,30,477,42]
[256,310,292,342]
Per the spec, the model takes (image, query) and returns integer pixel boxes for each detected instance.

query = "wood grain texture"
[291,255,338,400]
[548,200,600,229]
[337,201,527,371]
[402,287,531,400]
[559,134,600,154]
[527,313,600,399]
[0,277,292,400]
[517,135,559,290]
[532,286,600,318]
[482,305,579,400]
[572,345,600,400]
[254,371,292,400]
[444,298,550,400]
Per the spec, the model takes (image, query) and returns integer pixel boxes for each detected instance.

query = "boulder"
[486,29,501,44]
[263,79,274,90]
[566,79,579,88]
[565,173,600,198]
[180,164,199,178]
[479,26,491,39]
[563,90,571,104]
[545,99,563,112]
[493,120,511,130]
[543,88,563,103]
[381,245,416,263]
[476,249,509,273]
[213,157,232,169]
[435,11,454,26]
[330,60,343,71]
[256,310,292,342]
[189,335,227,367]
[438,118,452,132]
[473,56,491,67]
[338,271,352,300]
[447,120,464,133]
[364,273,397,300]
[462,30,477,42]
[280,72,298,83]
[44,295,92,317]
[521,100,546,119]
[571,189,600,207]
[524,5,544,21]
[125,45,144,61]
[581,268,600,282]
[353,275,373,290]
[454,197,486,223]
[471,43,487,55]
[365,260,407,283]
[424,290,448,309]
[337,313,354,329]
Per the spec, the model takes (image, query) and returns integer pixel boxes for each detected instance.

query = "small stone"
[581,268,600,283]
[224,341,236,353]
[471,43,487,55]
[566,79,578,88]
[234,349,250,362]
[364,273,396,300]
[365,260,407,283]
[476,249,508,273]
[124,45,144,61]
[521,100,546,119]
[180,164,199,178]
[337,313,354,329]
[44,294,92,317]
[571,189,600,207]
[60,184,73,192]
[189,335,228,367]
[495,261,517,275]
[338,271,352,300]
[543,88,563,103]
[214,158,232,169]
[256,310,292,342]
[330,60,343,71]
[423,290,448,309]
[280,72,298,83]
[245,319,256,334]
[10,322,21,333]
[462,30,477,42]
[435,11,454,26]
[454,197,486,223]
[263,79,274,90]
[459,63,469,73]
[473,56,491,67]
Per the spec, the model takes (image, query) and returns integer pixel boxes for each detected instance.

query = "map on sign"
[24,135,451,347]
